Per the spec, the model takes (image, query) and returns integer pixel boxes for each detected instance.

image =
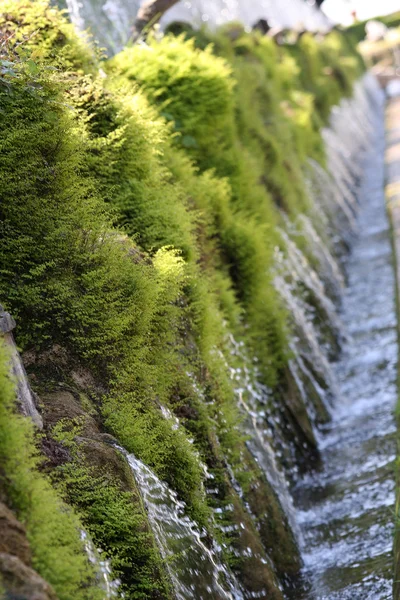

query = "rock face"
[0,502,32,566]
[0,502,58,600]
[0,305,16,334]
[0,553,58,600]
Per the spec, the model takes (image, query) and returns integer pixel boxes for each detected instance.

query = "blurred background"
[57,0,400,55]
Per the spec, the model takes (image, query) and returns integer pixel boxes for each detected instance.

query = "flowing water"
[115,445,245,600]
[102,74,397,599]
[81,530,120,598]
[0,306,43,429]
[292,83,397,600]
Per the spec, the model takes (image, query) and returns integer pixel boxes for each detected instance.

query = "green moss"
[284,30,363,123]
[0,341,102,599]
[109,35,236,174]
[0,0,97,72]
[0,3,364,597]
[50,420,173,600]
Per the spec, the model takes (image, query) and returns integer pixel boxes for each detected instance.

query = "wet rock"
[40,435,71,468]
[240,449,302,581]
[0,503,31,565]
[0,553,58,600]
[40,390,100,439]
[40,390,142,496]
[228,492,284,600]
[0,305,16,334]
[77,436,137,492]
[279,370,321,469]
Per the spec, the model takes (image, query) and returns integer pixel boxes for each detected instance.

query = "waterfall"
[295,215,345,302]
[274,263,337,403]
[306,75,381,248]
[278,229,344,344]
[273,74,384,417]
[0,305,43,429]
[81,530,120,599]
[225,335,301,542]
[115,445,245,600]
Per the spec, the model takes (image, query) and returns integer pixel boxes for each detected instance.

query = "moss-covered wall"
[0,2,364,598]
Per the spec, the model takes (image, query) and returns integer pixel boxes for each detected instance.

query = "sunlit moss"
[0,1,364,596]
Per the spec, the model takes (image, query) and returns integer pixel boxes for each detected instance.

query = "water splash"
[115,445,244,600]
[226,335,301,542]
[0,306,43,429]
[81,530,120,598]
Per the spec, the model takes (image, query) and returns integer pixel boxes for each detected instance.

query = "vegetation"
[0,342,102,599]
[0,2,364,597]
[345,10,400,44]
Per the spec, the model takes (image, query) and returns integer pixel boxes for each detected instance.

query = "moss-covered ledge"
[385,93,400,600]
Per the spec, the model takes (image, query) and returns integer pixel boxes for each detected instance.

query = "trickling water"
[274,264,337,405]
[115,445,245,600]
[226,335,300,541]
[81,530,120,598]
[0,305,43,429]
[307,76,381,248]
[292,79,397,599]
[278,229,344,345]
[296,215,345,302]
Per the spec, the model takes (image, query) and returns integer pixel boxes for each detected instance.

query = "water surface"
[292,92,397,600]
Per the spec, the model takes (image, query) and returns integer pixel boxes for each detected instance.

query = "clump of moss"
[0,0,97,72]
[109,35,236,173]
[0,341,102,600]
[1,16,211,515]
[284,30,363,122]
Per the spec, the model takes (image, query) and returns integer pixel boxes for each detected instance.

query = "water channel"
[292,85,398,600]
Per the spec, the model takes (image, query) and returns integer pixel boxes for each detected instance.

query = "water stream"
[101,73,397,599]
[0,305,43,429]
[81,530,120,598]
[292,82,397,600]
[115,445,245,600]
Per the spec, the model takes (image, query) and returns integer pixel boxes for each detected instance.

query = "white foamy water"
[115,445,244,600]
